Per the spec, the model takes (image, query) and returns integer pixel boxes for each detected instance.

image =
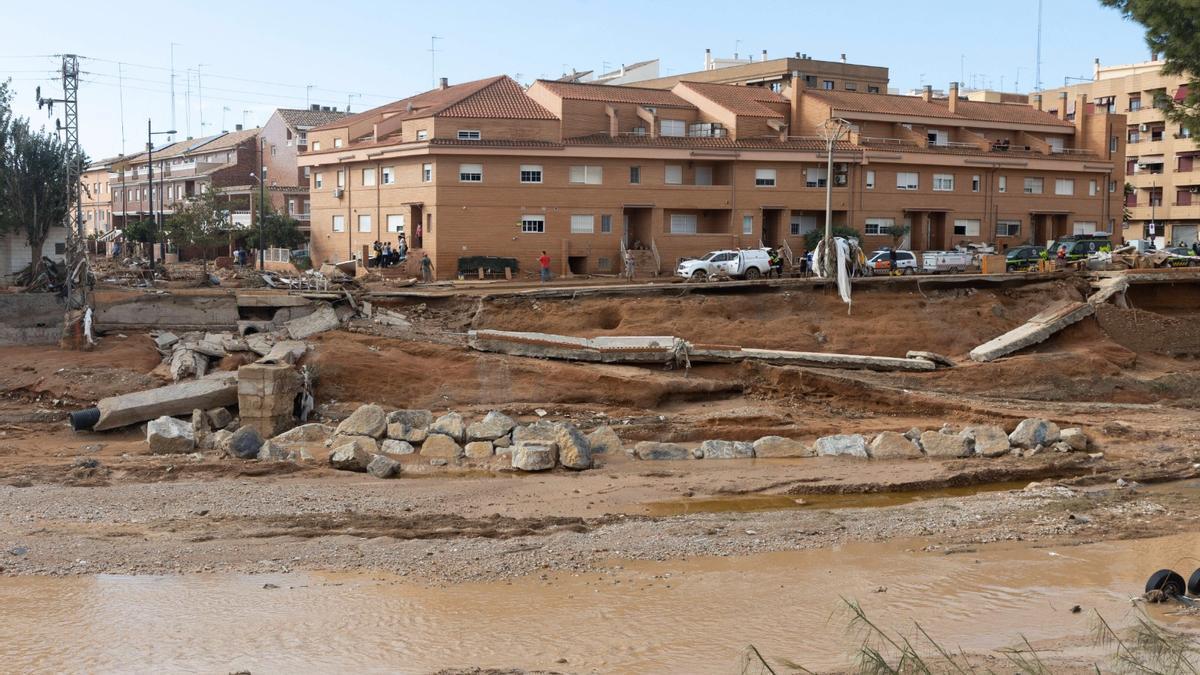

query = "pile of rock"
[629,418,1090,462]
[145,405,238,454]
[150,328,310,383]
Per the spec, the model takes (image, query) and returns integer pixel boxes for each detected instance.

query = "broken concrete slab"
[286,302,340,340]
[258,340,307,365]
[1088,276,1130,307]
[694,346,938,372]
[146,416,196,454]
[154,332,180,351]
[169,348,208,382]
[91,372,239,432]
[969,301,1095,363]
[906,351,955,368]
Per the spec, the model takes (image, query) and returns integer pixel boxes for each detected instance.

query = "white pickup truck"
[676,249,772,281]
[921,250,973,274]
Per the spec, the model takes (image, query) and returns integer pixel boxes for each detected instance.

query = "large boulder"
[512,420,560,444]
[1060,428,1088,452]
[272,423,335,446]
[466,411,517,442]
[752,436,813,458]
[381,439,416,455]
[227,425,264,459]
[511,441,557,471]
[814,434,869,459]
[697,440,755,459]
[329,437,376,471]
[205,428,234,452]
[206,407,233,430]
[919,431,971,458]
[256,440,289,461]
[386,410,433,443]
[869,432,922,460]
[429,412,466,443]
[586,425,623,454]
[1008,418,1061,449]
[335,404,387,439]
[421,433,464,459]
[366,454,402,479]
[961,425,1010,458]
[632,441,690,461]
[555,423,593,470]
[146,416,196,454]
[464,441,494,459]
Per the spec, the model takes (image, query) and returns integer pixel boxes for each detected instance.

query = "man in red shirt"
[538,250,551,282]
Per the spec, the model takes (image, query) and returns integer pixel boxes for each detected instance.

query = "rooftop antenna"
[429,35,442,89]
[169,42,180,141]
[346,93,361,113]
[1014,66,1023,93]
[184,68,192,138]
[118,61,126,153]
[1035,0,1043,91]
[221,105,230,133]
[197,63,208,134]
[306,84,313,108]
[242,109,250,128]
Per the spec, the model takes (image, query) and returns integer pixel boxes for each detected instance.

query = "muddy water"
[1,534,1196,673]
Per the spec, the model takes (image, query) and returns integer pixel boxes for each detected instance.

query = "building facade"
[81,156,120,236]
[1045,59,1199,246]
[300,76,1124,279]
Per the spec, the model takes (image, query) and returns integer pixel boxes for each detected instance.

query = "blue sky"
[1,0,1151,159]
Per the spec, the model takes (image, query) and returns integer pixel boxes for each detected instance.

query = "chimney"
[235,123,243,131]
[1032,93,1043,111]
[439,77,448,89]
[762,49,768,61]
[795,51,801,58]
[1094,57,1101,80]
[789,76,804,135]
[922,85,933,102]
[705,48,712,70]
[310,104,320,111]
[1075,93,1089,136]
[1057,92,1068,120]
[840,53,847,63]
[948,82,959,113]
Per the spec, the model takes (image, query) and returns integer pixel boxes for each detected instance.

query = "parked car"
[1005,245,1044,271]
[866,249,917,275]
[675,249,772,280]
[1164,246,1199,267]
[921,250,973,274]
[1045,233,1112,261]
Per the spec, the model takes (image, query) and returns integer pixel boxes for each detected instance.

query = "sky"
[0,0,1153,160]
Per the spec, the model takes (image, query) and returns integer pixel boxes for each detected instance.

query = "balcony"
[1169,204,1200,219]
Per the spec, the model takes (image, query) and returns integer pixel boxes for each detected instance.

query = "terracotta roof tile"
[805,89,1074,127]
[535,80,695,108]
[277,108,349,129]
[676,82,788,117]
[565,133,853,152]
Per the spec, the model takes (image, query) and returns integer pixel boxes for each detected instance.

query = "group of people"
[371,235,408,268]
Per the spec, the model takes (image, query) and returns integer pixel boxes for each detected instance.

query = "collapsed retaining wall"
[0,293,64,345]
[93,291,239,331]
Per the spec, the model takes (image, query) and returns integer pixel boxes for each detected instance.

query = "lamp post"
[817,117,851,275]
[146,120,176,270]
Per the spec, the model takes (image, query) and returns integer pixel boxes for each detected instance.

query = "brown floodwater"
[1,534,1197,673]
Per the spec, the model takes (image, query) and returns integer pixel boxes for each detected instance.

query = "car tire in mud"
[745,267,762,281]
[690,269,707,282]
[1146,568,1186,597]
[1188,568,1200,596]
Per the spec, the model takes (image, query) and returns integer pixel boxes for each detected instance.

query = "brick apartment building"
[299,74,1124,279]
[81,155,120,236]
[1045,59,1200,246]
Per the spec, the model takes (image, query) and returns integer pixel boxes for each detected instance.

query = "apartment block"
[1045,59,1199,245]
[634,50,890,96]
[81,155,120,236]
[299,75,1124,279]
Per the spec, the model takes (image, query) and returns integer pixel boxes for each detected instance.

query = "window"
[695,166,713,185]
[1129,95,1141,111]
[270,145,277,157]
[896,172,919,190]
[382,167,394,185]
[755,169,777,187]
[1109,180,1117,193]
[660,119,685,137]
[1046,137,1064,154]
[953,219,981,237]
[416,129,428,141]
[422,163,432,182]
[1055,178,1074,195]
[665,164,683,185]
[332,215,345,232]
[866,170,875,189]
[521,215,545,233]
[358,214,372,233]
[457,130,481,141]
[520,164,543,183]
[630,166,641,184]
[333,138,342,148]
[927,129,947,146]
[670,213,698,234]
[864,218,895,235]
[386,214,405,233]
[312,141,321,151]
[459,163,482,182]
[867,86,881,93]
[303,166,311,179]
[971,175,980,192]
[570,214,595,233]
[1023,177,1043,194]
[742,215,754,234]
[823,80,834,90]
[845,82,857,91]
[805,167,827,188]
[568,165,602,184]
[933,174,955,191]
[1110,136,1118,153]
[336,170,345,188]
[791,215,817,236]
[996,220,1021,237]
[1073,221,1098,235]
[362,168,376,187]
[998,176,1006,193]
[1089,179,1097,196]
[601,215,612,233]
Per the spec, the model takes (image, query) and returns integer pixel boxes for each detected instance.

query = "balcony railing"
[1052,147,1096,156]
[859,136,919,147]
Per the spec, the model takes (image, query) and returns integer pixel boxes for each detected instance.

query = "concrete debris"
[905,350,955,367]
[92,372,239,431]
[285,302,341,340]
[919,430,971,459]
[373,310,412,329]
[256,440,289,461]
[244,332,276,355]
[335,404,388,439]
[464,441,494,459]
[381,439,416,455]
[466,411,517,442]
[329,437,376,471]
[752,436,812,458]
[207,407,233,431]
[585,425,623,455]
[814,434,869,459]
[1008,418,1062,449]
[154,332,179,351]
[169,348,208,382]
[961,425,1011,458]
[258,340,307,365]
[272,423,334,445]
[421,433,464,459]
[697,440,755,460]
[969,301,1095,363]
[1061,428,1089,451]
[511,441,557,471]
[227,426,265,460]
[632,441,690,461]
[204,428,233,452]
[146,416,196,454]
[429,412,467,443]
[191,408,210,435]
[555,423,593,470]
[869,431,923,460]
[366,454,402,478]
[237,363,301,437]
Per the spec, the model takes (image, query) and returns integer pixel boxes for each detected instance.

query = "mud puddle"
[641,480,1032,516]
[2,534,1197,673]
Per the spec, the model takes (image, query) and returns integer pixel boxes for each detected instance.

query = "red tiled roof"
[565,133,854,152]
[805,89,1075,127]
[535,80,695,108]
[676,81,788,117]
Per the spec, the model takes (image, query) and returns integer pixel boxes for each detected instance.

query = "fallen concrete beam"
[690,346,936,372]
[89,372,239,431]
[969,301,1094,363]
[235,293,314,308]
[285,302,341,339]
[1087,276,1129,307]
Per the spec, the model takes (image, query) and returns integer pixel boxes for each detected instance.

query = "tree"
[123,218,157,244]
[164,188,230,280]
[258,211,306,249]
[804,225,861,252]
[885,223,911,250]
[1102,0,1200,138]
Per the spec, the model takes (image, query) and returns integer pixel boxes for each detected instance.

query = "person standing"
[888,247,898,276]
[538,250,551,283]
[624,249,636,281]
[420,252,434,283]
[397,234,408,261]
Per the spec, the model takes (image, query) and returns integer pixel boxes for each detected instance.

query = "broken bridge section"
[968,301,1095,363]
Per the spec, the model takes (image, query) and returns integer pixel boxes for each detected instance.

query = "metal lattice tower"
[61,54,82,237]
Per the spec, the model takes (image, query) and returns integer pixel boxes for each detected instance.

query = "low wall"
[93,290,240,331]
[0,293,64,345]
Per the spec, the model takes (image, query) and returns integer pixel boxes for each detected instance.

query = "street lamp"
[817,117,852,276]
[146,119,176,270]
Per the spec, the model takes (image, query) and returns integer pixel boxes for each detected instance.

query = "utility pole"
[258,136,266,270]
[306,84,313,108]
[817,117,851,276]
[36,55,85,309]
[429,36,442,89]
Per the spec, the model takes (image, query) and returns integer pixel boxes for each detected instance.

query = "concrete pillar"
[1057,92,1068,120]
[948,82,959,113]
[922,85,933,102]
[237,363,301,438]
[1074,93,1089,138]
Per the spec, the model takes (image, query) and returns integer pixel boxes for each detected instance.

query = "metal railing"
[1052,147,1096,156]
[859,136,919,147]
[650,237,662,273]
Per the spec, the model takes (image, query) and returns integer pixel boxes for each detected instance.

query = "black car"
[1005,245,1044,271]
[1045,234,1112,261]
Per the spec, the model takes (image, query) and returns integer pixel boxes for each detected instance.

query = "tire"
[690,269,707,281]
[903,266,915,275]
[950,266,962,274]
[1188,568,1200,596]
[1146,569,1186,597]
[745,267,762,280]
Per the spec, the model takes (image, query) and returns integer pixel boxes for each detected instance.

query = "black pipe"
[69,407,101,431]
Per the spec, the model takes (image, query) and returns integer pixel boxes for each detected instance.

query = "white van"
[676,249,772,280]
[921,250,973,274]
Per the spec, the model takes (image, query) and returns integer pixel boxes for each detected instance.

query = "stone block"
[421,433,463,459]
[429,412,466,443]
[335,404,387,439]
[961,425,1010,458]
[511,441,557,471]
[1008,418,1061,449]
[632,441,690,460]
[920,431,971,458]
[814,434,869,459]
[146,416,195,454]
[367,454,401,479]
[586,425,623,455]
[752,436,813,458]
[227,425,264,459]
[1060,428,1088,451]
[869,432,922,460]
[464,441,494,459]
[329,437,377,471]
[381,439,416,455]
[555,423,592,470]
[466,411,517,441]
